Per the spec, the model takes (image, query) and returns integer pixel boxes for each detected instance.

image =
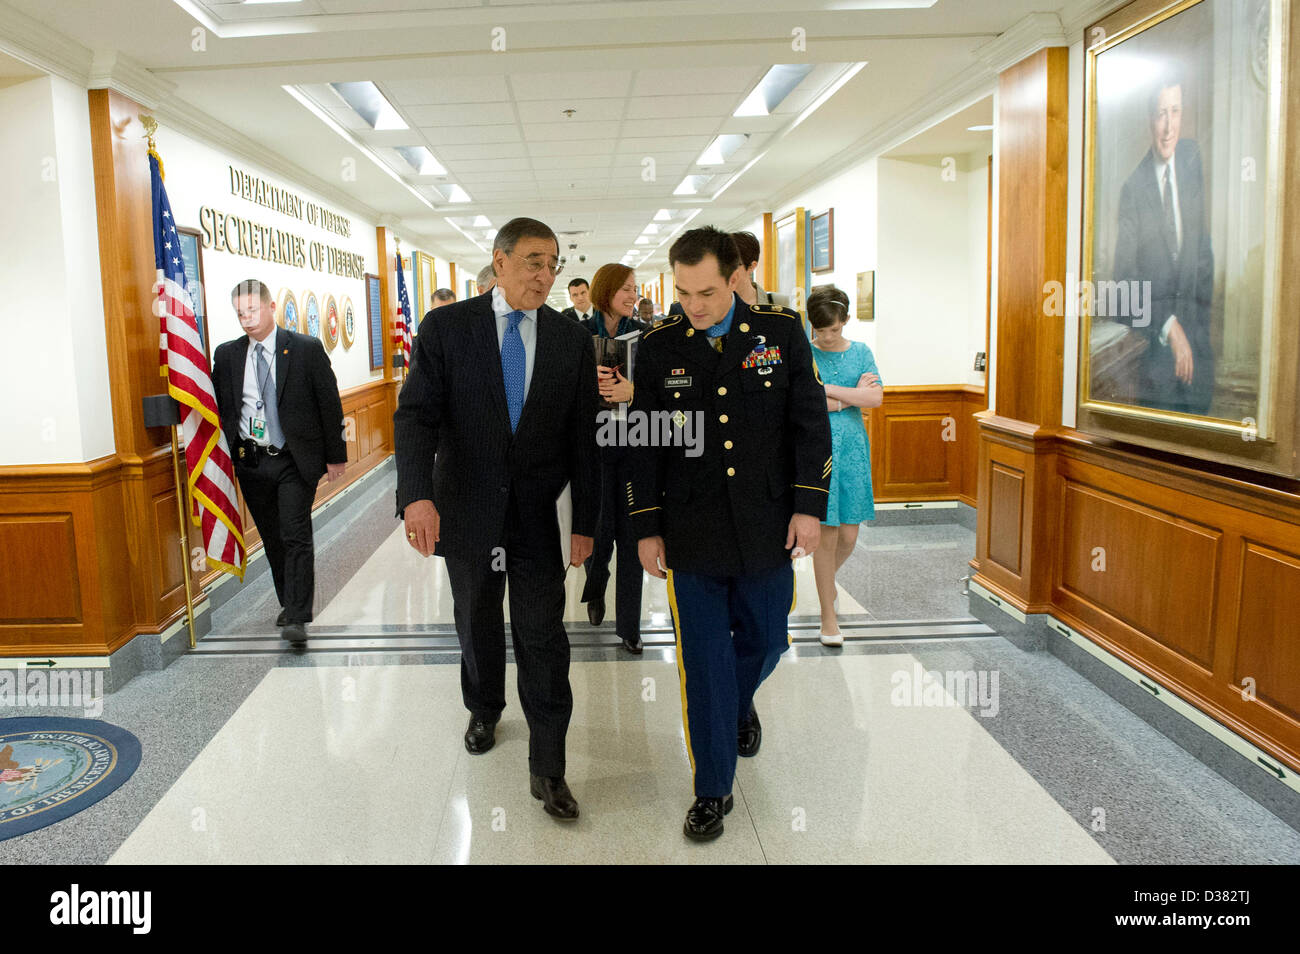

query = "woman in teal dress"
[807,285,883,647]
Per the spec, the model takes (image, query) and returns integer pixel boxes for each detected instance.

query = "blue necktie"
[502,310,526,432]
[254,343,285,447]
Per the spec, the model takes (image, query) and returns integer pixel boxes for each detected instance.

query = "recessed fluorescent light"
[734,64,814,117]
[395,145,447,176]
[445,185,471,203]
[473,215,491,227]
[653,208,672,221]
[967,124,994,132]
[444,216,491,254]
[282,85,434,212]
[330,81,408,131]
[245,1,302,4]
[789,62,866,133]
[674,175,712,196]
[641,223,660,234]
[485,228,498,240]
[697,133,748,166]
[635,236,652,245]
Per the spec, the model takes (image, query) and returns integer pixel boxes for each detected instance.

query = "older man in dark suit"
[394,217,598,820]
[212,279,347,647]
[1112,74,1215,415]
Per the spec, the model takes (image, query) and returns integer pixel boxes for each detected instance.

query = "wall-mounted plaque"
[278,288,300,333]
[341,295,356,349]
[303,291,321,340]
[323,294,340,351]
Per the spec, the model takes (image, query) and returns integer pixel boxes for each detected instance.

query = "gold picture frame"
[1076,0,1300,477]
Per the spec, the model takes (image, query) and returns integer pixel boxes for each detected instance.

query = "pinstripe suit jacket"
[393,290,599,558]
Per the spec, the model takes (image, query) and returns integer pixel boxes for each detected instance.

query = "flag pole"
[145,114,199,650]
[169,426,200,649]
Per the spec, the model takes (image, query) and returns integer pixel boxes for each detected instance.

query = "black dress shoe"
[464,716,497,755]
[530,773,579,820]
[683,794,734,841]
[275,609,287,627]
[282,622,307,647]
[620,634,643,654]
[587,598,606,626]
[738,705,761,757]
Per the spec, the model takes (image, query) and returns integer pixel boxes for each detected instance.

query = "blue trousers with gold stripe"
[667,563,794,798]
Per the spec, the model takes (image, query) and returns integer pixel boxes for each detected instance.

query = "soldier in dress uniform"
[626,226,832,840]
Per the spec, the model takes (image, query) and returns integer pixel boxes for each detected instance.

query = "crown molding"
[1059,0,1137,39]
[973,12,1068,73]
[87,50,176,110]
[0,1,93,86]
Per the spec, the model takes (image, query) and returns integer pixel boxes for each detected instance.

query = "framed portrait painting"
[1077,0,1300,477]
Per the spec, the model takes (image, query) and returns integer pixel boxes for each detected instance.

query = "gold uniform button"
[764,381,772,388]
[724,440,733,450]
[717,386,727,396]
[719,414,729,423]
[727,467,736,477]
[686,328,695,337]
[674,391,680,399]
[739,323,749,332]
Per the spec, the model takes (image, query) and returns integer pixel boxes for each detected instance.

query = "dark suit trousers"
[581,450,644,642]
[444,490,572,777]
[237,452,316,623]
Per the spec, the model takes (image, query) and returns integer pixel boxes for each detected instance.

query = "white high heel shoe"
[819,630,844,647]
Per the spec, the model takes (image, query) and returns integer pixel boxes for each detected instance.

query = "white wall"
[154,124,388,391]
[0,75,113,466]
[875,153,987,386]
[755,148,987,387]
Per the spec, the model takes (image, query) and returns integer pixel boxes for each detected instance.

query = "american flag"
[393,251,412,369]
[150,149,246,579]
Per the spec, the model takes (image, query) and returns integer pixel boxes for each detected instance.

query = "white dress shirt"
[239,327,278,444]
[492,285,537,395]
[573,308,593,322]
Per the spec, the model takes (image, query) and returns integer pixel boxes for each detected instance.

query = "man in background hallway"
[212,279,346,646]
[561,277,599,324]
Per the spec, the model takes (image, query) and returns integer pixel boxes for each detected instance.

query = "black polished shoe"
[587,598,606,626]
[275,609,287,627]
[530,773,579,820]
[464,716,498,755]
[282,622,307,647]
[738,705,761,757]
[683,794,734,841]
[620,634,643,655]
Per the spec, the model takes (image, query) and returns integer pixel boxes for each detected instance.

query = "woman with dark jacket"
[580,263,650,652]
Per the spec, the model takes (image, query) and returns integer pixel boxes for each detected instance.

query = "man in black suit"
[1112,74,1215,415]
[560,277,601,325]
[394,217,598,821]
[212,279,347,646]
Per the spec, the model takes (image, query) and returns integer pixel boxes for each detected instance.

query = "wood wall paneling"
[994,47,1069,429]
[867,385,984,503]
[988,463,1025,575]
[1058,480,1219,671]
[1234,543,1300,723]
[0,514,81,624]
